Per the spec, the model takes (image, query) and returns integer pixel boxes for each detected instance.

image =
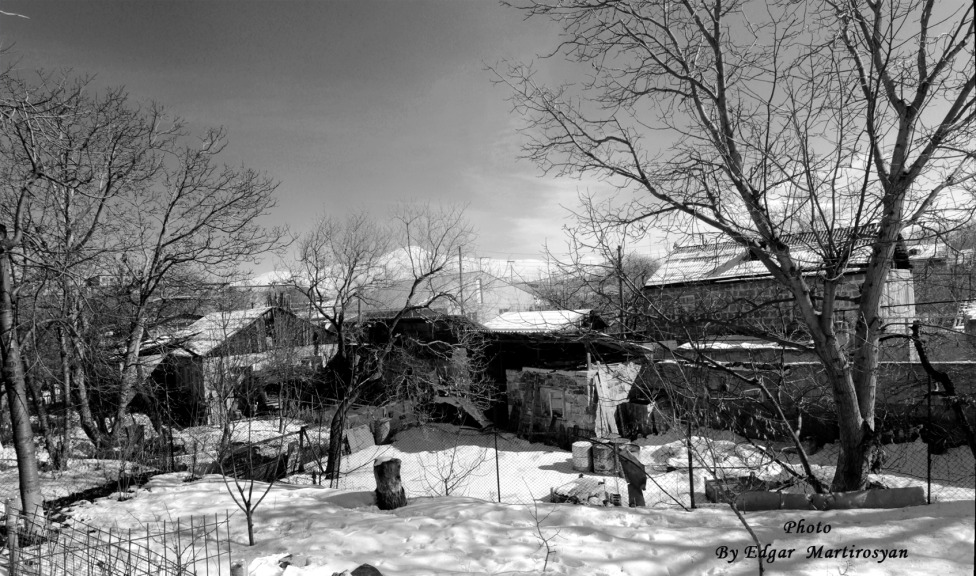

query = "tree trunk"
[113,316,147,445]
[373,457,408,510]
[324,398,348,482]
[65,318,104,447]
[813,337,871,492]
[57,326,73,467]
[0,249,43,522]
[246,508,255,546]
[0,389,10,445]
[324,350,360,483]
[25,368,66,470]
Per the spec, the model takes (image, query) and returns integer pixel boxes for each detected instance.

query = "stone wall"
[644,270,919,362]
[505,364,642,446]
[506,367,594,443]
[637,358,976,448]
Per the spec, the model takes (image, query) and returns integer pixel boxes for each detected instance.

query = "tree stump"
[374,456,408,510]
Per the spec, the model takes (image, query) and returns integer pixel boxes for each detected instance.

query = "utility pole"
[617,245,624,338]
[458,246,465,316]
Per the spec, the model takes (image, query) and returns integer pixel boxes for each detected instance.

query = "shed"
[141,306,334,426]
[505,362,649,443]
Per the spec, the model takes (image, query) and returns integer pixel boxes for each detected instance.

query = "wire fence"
[1,392,971,533]
[279,421,696,509]
[2,504,233,576]
[275,405,973,511]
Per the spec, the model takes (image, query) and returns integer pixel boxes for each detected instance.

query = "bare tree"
[107,128,282,449]
[497,0,975,491]
[291,204,474,483]
[534,237,658,336]
[418,426,491,497]
[219,418,287,546]
[0,73,101,521]
[0,70,283,520]
[12,76,168,466]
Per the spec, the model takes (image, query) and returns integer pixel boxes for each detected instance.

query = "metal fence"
[2,504,233,576]
[277,421,695,509]
[2,398,970,543]
[274,410,973,511]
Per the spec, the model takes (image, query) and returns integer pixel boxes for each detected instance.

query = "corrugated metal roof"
[481,309,591,333]
[646,227,877,287]
[176,307,274,356]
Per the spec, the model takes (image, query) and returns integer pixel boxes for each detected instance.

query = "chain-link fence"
[2,398,970,520]
[870,383,976,503]
[279,421,696,509]
[276,409,973,511]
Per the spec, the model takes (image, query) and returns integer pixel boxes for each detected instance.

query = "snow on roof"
[177,307,274,356]
[646,227,876,287]
[481,309,592,333]
[230,270,296,287]
[676,335,809,351]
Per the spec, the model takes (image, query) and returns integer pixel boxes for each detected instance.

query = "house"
[644,227,916,353]
[637,230,976,447]
[476,309,656,445]
[139,306,333,426]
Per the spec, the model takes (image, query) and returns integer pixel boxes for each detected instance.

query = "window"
[542,387,565,418]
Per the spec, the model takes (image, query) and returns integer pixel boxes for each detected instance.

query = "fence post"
[169,428,176,473]
[299,426,307,473]
[494,427,501,503]
[5,500,18,576]
[927,374,932,504]
[192,440,199,479]
[687,420,696,510]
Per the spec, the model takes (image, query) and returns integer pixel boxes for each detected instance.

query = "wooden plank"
[344,424,375,454]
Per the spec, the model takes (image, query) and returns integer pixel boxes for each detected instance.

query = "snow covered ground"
[2,421,971,512]
[2,423,974,575]
[307,424,975,508]
[48,472,975,576]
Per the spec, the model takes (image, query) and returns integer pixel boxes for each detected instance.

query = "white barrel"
[571,441,593,472]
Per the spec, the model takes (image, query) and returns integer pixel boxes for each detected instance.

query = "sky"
[0,0,623,274]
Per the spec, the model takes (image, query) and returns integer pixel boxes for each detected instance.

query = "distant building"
[138,306,332,426]
[358,270,540,324]
[644,227,916,355]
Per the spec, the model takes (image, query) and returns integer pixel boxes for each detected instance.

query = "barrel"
[592,441,615,475]
[373,417,392,445]
[571,441,593,472]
